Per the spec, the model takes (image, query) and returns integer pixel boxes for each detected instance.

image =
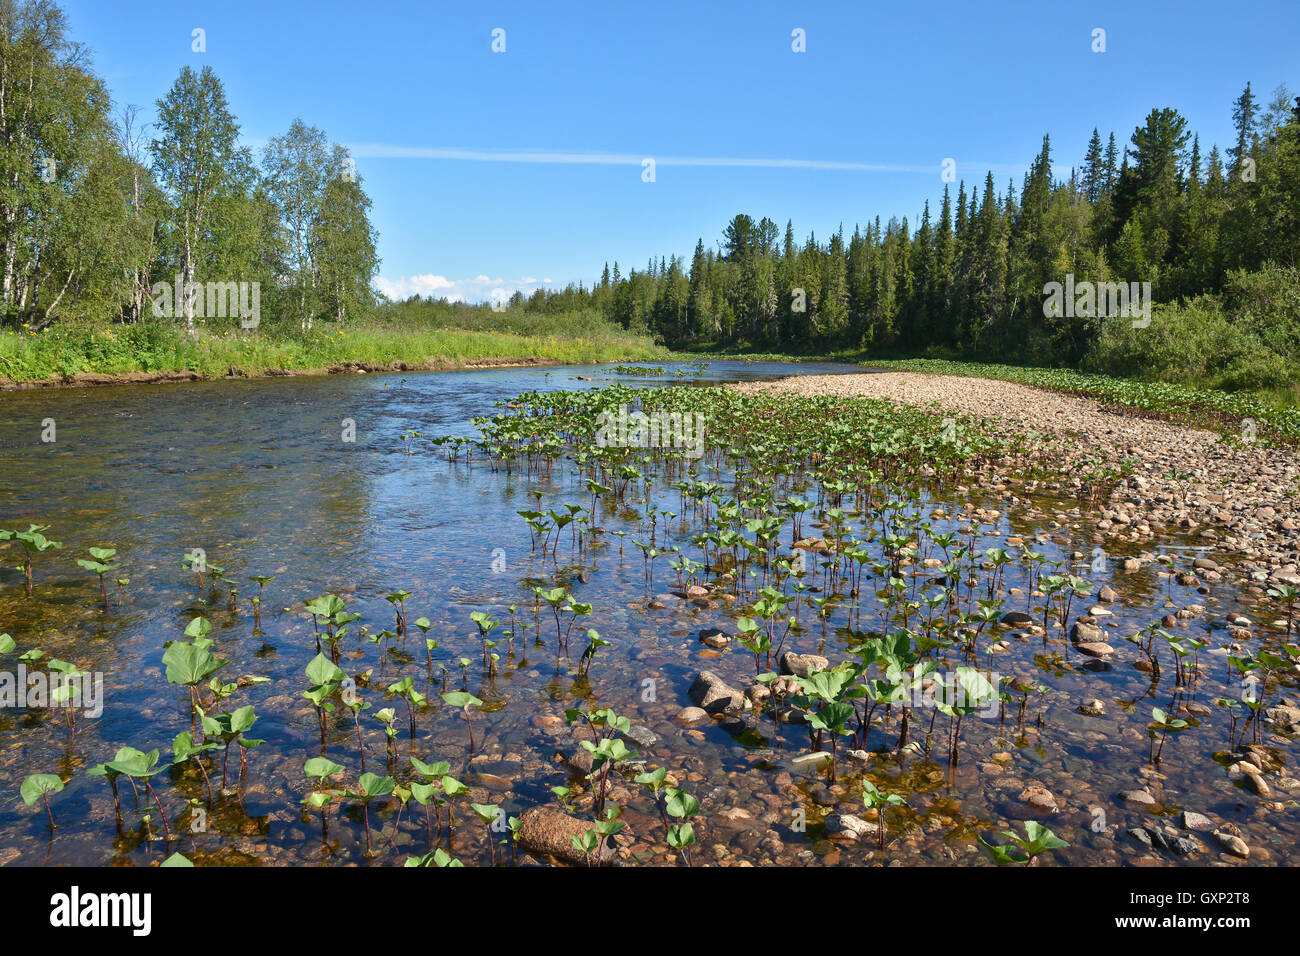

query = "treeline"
[0,0,378,334]
[506,82,1300,385]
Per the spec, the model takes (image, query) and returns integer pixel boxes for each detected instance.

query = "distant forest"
[464,84,1300,389]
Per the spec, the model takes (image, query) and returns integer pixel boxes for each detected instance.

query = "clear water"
[0,359,1294,866]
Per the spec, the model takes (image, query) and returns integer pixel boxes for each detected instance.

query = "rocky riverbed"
[734,371,1300,585]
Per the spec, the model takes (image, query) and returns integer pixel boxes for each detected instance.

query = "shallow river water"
[0,360,1295,866]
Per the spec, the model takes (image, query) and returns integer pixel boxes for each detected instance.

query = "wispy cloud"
[348,143,1023,175]
[375,273,552,304]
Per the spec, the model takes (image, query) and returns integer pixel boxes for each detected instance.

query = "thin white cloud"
[375,273,550,304]
[347,143,1024,175]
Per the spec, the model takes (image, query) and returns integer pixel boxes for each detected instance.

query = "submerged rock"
[1213,829,1250,859]
[1070,620,1105,644]
[699,628,730,649]
[517,806,618,865]
[780,651,829,678]
[791,751,832,771]
[1180,810,1215,832]
[620,724,658,750]
[1119,788,1156,806]
[1019,783,1058,812]
[1264,704,1300,731]
[689,670,744,716]
[1076,642,1115,658]
[824,812,880,841]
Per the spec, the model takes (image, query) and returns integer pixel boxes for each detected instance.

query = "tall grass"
[0,313,668,385]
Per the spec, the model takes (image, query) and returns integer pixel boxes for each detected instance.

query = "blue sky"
[66,0,1299,304]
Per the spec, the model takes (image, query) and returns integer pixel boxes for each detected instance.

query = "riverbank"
[0,322,670,389]
[734,370,1300,583]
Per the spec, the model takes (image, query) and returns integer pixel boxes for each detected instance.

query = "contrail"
[344,143,1022,174]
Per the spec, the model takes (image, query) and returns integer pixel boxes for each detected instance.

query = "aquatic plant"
[470,802,502,864]
[1,524,63,597]
[375,707,399,766]
[1267,584,1300,636]
[663,786,700,865]
[532,585,570,648]
[981,821,1069,865]
[45,658,87,739]
[20,773,63,829]
[408,756,452,846]
[386,675,427,745]
[470,611,498,669]
[439,774,470,834]
[386,590,412,636]
[577,628,610,679]
[162,620,229,719]
[346,772,396,855]
[793,662,861,771]
[303,653,346,751]
[198,705,262,791]
[1149,707,1189,764]
[103,746,174,842]
[303,593,349,658]
[634,767,699,864]
[860,780,907,855]
[441,690,484,751]
[303,757,345,820]
[565,706,637,820]
[248,574,274,627]
[404,847,462,867]
[76,546,118,604]
[413,617,436,669]
[172,731,218,805]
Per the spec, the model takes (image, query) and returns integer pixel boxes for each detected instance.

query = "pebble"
[1213,830,1250,859]
[1119,788,1156,806]
[1180,810,1215,832]
[1019,783,1058,812]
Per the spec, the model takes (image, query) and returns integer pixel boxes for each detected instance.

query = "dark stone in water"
[1143,825,1171,851]
[1170,837,1200,856]
[689,670,744,715]
[619,724,658,750]
[719,717,748,737]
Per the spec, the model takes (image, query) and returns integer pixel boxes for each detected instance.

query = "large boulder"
[780,651,830,678]
[824,812,881,841]
[1264,704,1300,732]
[689,670,744,715]
[517,806,619,865]
[1069,620,1105,645]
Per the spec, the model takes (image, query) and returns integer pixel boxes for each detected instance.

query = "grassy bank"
[0,319,669,386]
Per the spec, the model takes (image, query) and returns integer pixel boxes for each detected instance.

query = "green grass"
[0,318,669,385]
